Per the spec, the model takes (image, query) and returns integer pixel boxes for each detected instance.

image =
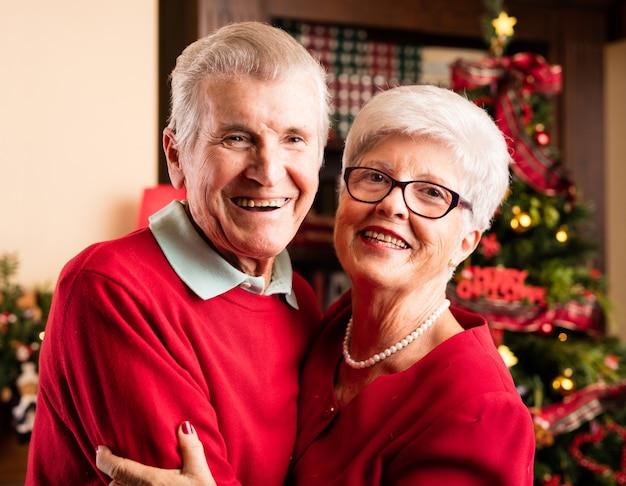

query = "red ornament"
[541,322,553,334]
[537,132,550,146]
[479,233,501,258]
[605,354,620,371]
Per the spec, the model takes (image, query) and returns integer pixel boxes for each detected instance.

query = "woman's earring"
[448,259,457,268]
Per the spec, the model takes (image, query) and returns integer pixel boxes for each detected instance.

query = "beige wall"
[605,40,626,340]
[0,0,158,288]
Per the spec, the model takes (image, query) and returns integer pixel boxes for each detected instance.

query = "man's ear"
[164,128,185,189]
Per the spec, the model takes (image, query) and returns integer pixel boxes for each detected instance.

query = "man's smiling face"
[166,75,322,278]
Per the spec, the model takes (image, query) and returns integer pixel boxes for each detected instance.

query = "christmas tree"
[0,253,51,437]
[447,1,626,484]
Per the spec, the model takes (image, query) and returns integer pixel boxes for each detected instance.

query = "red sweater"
[288,291,535,485]
[26,228,321,485]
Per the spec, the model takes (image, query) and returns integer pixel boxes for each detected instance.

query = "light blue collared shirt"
[149,201,298,309]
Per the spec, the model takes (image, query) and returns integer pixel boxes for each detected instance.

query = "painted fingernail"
[182,421,193,435]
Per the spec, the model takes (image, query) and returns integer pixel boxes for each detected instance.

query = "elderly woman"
[287,84,535,485]
[97,85,535,485]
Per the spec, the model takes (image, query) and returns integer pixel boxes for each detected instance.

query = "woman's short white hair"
[168,21,332,164]
[342,84,511,233]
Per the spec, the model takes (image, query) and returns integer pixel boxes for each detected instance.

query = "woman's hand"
[96,421,216,486]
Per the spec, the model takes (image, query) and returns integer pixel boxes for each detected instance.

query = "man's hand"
[96,422,216,486]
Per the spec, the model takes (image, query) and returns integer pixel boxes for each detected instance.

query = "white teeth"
[234,198,287,208]
[363,230,409,249]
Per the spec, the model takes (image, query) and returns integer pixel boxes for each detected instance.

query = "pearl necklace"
[342,299,451,369]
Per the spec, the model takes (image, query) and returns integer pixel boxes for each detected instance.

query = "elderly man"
[27,21,331,486]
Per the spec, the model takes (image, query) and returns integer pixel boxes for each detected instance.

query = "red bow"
[451,53,572,195]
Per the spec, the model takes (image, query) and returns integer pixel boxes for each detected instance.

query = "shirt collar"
[148,201,298,309]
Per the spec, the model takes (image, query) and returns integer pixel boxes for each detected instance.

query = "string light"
[510,211,532,232]
[555,226,569,243]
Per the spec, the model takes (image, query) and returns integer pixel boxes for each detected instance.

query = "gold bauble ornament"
[552,368,576,395]
[510,211,532,233]
[555,225,568,243]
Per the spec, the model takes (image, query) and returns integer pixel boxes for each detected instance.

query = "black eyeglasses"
[343,167,473,219]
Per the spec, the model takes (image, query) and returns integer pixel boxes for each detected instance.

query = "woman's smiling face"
[334,134,478,291]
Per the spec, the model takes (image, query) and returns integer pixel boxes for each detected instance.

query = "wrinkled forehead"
[202,74,321,119]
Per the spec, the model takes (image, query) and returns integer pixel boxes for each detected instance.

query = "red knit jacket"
[26,228,321,485]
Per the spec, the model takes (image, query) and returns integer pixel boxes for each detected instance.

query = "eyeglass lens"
[345,167,458,219]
